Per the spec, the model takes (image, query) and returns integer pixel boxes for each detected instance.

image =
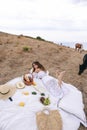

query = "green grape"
[43,97,50,105]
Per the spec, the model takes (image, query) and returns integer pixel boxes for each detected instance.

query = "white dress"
[32,71,65,99]
[42,75,64,99]
[31,70,47,79]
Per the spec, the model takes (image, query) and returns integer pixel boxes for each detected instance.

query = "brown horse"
[75,43,83,52]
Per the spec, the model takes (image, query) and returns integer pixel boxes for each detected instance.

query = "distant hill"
[0,31,87,130]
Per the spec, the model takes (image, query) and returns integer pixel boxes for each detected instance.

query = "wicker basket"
[36,109,62,130]
[23,76,33,86]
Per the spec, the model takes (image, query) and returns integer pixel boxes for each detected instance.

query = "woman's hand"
[29,68,34,73]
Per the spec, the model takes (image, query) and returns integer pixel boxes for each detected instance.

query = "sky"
[0,0,87,44]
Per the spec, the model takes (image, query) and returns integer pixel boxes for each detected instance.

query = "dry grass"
[0,32,87,130]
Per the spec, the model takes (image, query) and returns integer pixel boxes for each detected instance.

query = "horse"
[75,43,83,52]
[78,54,87,75]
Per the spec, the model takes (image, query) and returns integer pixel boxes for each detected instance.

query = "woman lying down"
[24,61,66,98]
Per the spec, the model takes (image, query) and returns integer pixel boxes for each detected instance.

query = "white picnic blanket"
[0,76,87,130]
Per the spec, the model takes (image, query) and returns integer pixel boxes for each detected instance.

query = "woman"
[29,61,47,79]
[30,61,65,86]
[29,61,66,98]
[32,61,46,73]
[23,61,47,85]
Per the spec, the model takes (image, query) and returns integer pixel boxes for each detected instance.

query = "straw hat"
[0,84,16,100]
[16,81,25,89]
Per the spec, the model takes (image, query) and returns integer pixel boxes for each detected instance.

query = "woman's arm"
[29,68,34,73]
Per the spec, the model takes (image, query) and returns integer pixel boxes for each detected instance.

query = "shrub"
[23,46,30,52]
[18,34,23,38]
[36,36,45,41]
